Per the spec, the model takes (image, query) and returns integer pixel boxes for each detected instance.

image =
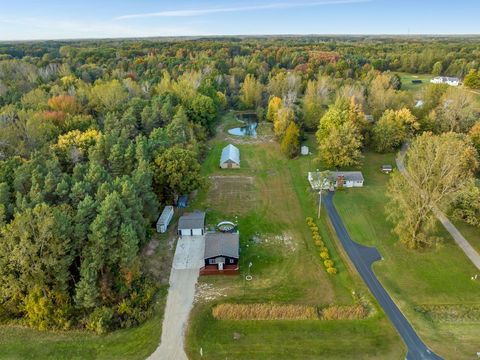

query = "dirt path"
[147,235,205,360]
[396,144,480,270]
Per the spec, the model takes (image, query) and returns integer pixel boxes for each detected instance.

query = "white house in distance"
[430,76,461,86]
[177,211,205,236]
[220,144,240,169]
[301,145,309,156]
[156,205,174,233]
[308,171,364,190]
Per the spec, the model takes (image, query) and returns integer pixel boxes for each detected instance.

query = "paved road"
[323,192,443,360]
[396,144,480,270]
[147,235,205,360]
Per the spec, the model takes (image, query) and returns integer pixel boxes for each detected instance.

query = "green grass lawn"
[333,152,480,360]
[453,220,480,254]
[185,124,404,359]
[396,72,433,94]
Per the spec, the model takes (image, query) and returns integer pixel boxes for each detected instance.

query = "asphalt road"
[323,192,443,360]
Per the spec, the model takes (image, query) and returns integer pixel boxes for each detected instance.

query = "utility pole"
[317,189,322,219]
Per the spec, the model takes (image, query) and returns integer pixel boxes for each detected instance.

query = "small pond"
[228,113,258,137]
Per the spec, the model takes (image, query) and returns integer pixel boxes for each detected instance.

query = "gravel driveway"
[147,235,205,360]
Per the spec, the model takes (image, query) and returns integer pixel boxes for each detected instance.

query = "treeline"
[0,56,220,332]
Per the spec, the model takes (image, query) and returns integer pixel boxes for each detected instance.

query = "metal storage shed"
[157,206,174,233]
[220,144,240,169]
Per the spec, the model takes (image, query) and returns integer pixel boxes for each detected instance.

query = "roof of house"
[158,205,174,224]
[334,171,364,182]
[204,232,239,259]
[178,211,205,230]
[308,171,364,189]
[220,144,240,165]
[382,165,393,170]
[432,76,460,82]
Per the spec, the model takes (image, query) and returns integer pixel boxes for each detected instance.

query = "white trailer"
[157,206,174,233]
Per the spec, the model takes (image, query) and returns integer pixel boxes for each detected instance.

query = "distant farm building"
[220,144,240,169]
[177,211,205,236]
[156,205,174,233]
[301,145,309,155]
[201,232,239,275]
[381,165,393,174]
[308,171,364,190]
[430,76,460,86]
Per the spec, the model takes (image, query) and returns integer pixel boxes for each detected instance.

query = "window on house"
[230,259,234,264]
[208,259,215,264]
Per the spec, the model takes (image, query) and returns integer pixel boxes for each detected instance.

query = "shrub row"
[321,304,369,320]
[415,304,480,323]
[306,217,337,274]
[212,303,318,320]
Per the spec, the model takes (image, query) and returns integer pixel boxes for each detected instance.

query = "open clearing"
[185,121,405,359]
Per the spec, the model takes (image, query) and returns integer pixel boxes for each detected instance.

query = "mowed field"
[333,152,480,360]
[396,72,433,94]
[185,121,405,360]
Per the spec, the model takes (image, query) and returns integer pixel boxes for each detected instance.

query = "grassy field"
[396,72,433,94]
[185,120,405,359]
[333,152,480,360]
[452,220,480,254]
[0,228,176,360]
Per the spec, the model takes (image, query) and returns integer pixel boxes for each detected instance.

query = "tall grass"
[212,303,318,320]
[321,304,369,320]
[212,303,370,321]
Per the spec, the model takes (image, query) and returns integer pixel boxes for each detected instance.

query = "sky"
[0,0,479,41]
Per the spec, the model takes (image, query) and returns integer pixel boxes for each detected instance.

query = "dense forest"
[0,36,479,333]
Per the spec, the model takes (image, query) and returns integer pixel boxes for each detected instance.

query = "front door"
[218,262,224,270]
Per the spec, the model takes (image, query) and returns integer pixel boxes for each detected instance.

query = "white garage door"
[192,228,203,236]
[181,229,192,236]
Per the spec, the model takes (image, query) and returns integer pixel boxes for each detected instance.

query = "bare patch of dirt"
[252,232,297,252]
[194,282,228,303]
[223,135,275,145]
[207,175,256,215]
[144,239,160,256]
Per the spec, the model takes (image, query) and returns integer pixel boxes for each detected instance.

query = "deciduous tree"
[386,132,478,248]
[281,122,300,158]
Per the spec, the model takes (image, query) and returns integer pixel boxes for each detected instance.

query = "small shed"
[203,232,239,271]
[178,211,205,236]
[381,165,393,174]
[220,144,240,169]
[301,146,309,156]
[156,206,174,233]
[177,195,188,208]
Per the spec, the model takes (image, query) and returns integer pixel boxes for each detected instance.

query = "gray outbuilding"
[177,211,206,236]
